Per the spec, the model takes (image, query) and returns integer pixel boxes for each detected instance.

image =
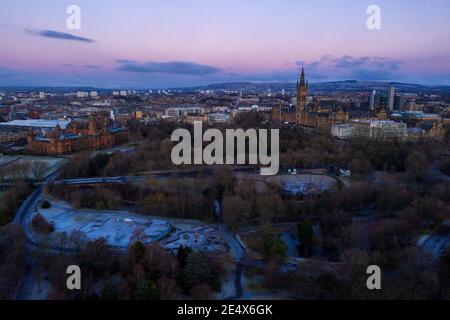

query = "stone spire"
[299,67,306,87]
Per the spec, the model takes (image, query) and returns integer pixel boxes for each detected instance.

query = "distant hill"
[175,80,450,94]
[0,86,107,93]
[1,81,449,95]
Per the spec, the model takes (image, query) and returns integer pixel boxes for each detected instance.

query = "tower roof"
[299,67,306,87]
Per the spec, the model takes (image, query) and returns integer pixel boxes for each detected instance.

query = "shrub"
[31,213,54,234]
[442,159,450,176]
[298,220,314,246]
[41,200,51,209]
[262,234,287,262]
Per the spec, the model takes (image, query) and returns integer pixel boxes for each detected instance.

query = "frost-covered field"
[33,200,229,253]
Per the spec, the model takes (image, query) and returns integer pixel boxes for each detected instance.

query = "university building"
[271,68,350,129]
[332,118,445,142]
[350,120,407,141]
[27,113,128,155]
[331,120,407,141]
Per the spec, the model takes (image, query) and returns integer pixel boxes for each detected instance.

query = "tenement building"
[27,113,128,155]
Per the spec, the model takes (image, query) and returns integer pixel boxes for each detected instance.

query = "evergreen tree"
[182,251,211,289]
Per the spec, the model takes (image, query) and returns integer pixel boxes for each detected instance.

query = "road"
[13,169,62,300]
[13,169,61,236]
[51,167,338,186]
[215,198,245,300]
[51,167,261,186]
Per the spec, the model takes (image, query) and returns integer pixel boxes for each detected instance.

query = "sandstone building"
[27,113,128,155]
[271,68,349,129]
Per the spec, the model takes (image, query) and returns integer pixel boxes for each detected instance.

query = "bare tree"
[30,161,49,181]
[55,232,68,254]
[129,226,146,245]
[189,284,215,300]
[0,165,7,183]
[10,161,30,180]
[157,276,179,300]
[69,230,86,257]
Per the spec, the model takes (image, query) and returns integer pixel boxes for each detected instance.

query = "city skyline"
[1,0,449,88]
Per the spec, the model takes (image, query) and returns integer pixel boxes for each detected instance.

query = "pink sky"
[0,0,449,87]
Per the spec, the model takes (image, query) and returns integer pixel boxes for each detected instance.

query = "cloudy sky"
[0,0,449,88]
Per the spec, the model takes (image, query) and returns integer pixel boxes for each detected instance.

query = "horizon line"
[1,79,449,91]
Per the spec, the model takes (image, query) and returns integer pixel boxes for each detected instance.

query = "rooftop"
[0,119,71,129]
[394,111,440,118]
[351,119,398,124]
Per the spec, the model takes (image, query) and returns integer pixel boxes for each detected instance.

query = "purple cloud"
[116,60,222,75]
[84,64,101,69]
[25,29,95,43]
